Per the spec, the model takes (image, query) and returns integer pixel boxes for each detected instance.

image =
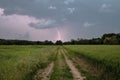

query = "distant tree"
[78,39,90,44]
[55,40,63,45]
[90,38,103,44]
[44,40,54,45]
[36,41,44,45]
[70,39,76,45]
[63,41,71,45]
[102,33,120,44]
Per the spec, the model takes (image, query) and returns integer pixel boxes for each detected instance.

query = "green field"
[65,45,120,80]
[0,45,57,80]
[0,45,120,80]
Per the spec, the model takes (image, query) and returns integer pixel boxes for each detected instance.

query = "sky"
[0,0,120,41]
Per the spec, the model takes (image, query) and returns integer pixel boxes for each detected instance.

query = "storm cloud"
[0,0,120,41]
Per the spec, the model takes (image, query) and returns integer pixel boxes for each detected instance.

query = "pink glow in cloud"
[0,8,60,41]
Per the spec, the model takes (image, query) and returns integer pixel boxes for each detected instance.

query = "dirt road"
[62,49,85,80]
[34,47,85,80]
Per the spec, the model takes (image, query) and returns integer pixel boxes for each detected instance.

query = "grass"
[1,45,120,80]
[65,45,120,80]
[0,45,56,80]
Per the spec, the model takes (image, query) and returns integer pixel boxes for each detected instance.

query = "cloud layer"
[29,19,57,29]
[0,0,120,41]
[0,8,58,41]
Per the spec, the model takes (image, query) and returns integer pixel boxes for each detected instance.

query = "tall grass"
[0,45,56,80]
[65,45,120,80]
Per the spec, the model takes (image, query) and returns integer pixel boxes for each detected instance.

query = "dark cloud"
[29,19,58,29]
[0,0,120,41]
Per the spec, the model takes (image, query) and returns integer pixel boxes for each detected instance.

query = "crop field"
[0,45,57,80]
[65,45,120,80]
[0,45,120,80]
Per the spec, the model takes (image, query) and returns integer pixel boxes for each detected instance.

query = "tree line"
[64,33,120,45]
[0,39,54,45]
[0,33,120,45]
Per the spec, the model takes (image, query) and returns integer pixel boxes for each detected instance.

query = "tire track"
[34,62,54,80]
[62,49,86,80]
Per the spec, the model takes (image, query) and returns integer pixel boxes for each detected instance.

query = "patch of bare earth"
[62,50,86,80]
[34,62,54,80]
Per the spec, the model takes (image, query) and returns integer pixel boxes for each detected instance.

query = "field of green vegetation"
[0,45,57,80]
[65,45,120,80]
[0,45,120,80]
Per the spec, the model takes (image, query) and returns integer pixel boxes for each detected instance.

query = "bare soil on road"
[34,62,54,80]
[34,47,86,80]
[62,49,86,80]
